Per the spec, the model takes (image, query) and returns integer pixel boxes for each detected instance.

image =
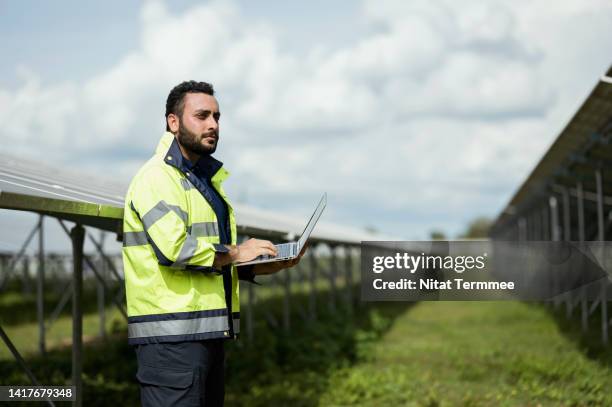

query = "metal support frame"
[0,221,39,291]
[21,255,31,295]
[328,245,337,312]
[518,217,527,242]
[70,224,84,407]
[550,196,561,308]
[309,248,318,321]
[578,181,586,243]
[1,218,127,405]
[246,279,254,342]
[37,215,45,356]
[550,196,560,242]
[542,203,550,241]
[0,326,55,407]
[57,220,128,320]
[97,231,106,339]
[595,168,608,345]
[562,189,574,318]
[345,247,353,311]
[283,264,291,332]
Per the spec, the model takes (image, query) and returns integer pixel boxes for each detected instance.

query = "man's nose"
[207,117,218,131]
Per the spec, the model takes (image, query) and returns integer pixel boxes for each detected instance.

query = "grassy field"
[316,302,612,406]
[1,285,612,406]
[223,301,612,406]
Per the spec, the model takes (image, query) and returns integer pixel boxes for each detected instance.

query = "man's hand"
[213,238,277,269]
[253,244,308,276]
[233,238,278,263]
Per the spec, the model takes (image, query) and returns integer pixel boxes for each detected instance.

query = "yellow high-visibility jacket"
[122,132,239,345]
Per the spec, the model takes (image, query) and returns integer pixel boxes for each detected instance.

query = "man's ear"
[167,113,179,133]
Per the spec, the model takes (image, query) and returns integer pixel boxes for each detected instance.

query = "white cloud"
[1,0,611,239]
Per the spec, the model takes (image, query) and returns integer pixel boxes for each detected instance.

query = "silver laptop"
[238,193,327,266]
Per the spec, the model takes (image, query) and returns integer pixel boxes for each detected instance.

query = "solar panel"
[0,153,384,244]
[492,66,612,231]
[0,153,125,205]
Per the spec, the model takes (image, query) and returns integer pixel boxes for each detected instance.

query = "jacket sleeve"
[236,264,261,285]
[128,166,227,272]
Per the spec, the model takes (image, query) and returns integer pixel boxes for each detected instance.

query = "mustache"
[202,130,218,139]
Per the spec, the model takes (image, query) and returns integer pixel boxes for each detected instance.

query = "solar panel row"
[0,153,382,244]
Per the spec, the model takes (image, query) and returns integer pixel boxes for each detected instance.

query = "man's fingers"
[261,240,277,256]
[263,247,277,257]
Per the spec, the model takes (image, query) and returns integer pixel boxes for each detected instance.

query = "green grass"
[1,283,612,406]
[0,306,126,360]
[317,302,612,406]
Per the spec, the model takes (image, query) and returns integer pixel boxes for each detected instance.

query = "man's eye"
[213,113,221,122]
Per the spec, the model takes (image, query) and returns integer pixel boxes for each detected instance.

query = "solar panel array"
[0,152,382,245]
[492,67,612,232]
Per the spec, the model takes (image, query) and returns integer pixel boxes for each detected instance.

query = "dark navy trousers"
[134,340,225,406]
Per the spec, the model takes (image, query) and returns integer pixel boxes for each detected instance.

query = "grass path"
[317,302,612,406]
[2,297,612,406]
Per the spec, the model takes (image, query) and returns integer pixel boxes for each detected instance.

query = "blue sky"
[1,0,612,252]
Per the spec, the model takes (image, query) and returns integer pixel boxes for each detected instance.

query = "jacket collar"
[155,131,229,182]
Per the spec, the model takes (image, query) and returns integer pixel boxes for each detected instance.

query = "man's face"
[175,92,220,156]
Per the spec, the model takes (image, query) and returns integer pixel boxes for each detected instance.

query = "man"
[122,80,304,406]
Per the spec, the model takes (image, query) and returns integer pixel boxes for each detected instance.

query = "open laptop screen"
[297,193,327,251]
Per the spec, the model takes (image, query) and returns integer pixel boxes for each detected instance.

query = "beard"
[176,121,218,156]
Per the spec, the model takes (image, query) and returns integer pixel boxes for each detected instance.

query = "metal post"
[329,245,337,312]
[535,207,542,240]
[595,169,608,345]
[283,269,291,331]
[37,215,46,356]
[596,170,605,241]
[542,204,549,241]
[22,255,32,295]
[518,217,527,242]
[602,281,608,345]
[563,188,571,241]
[550,196,560,242]
[71,224,85,407]
[246,281,254,342]
[562,189,573,318]
[578,181,588,331]
[549,198,560,308]
[97,231,106,339]
[345,246,353,311]
[577,182,585,242]
[309,247,317,321]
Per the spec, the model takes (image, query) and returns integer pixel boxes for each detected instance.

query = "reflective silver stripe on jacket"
[233,318,240,334]
[172,234,199,267]
[189,222,218,237]
[141,200,189,230]
[123,231,149,247]
[128,316,229,338]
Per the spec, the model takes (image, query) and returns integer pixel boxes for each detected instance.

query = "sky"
[1,0,612,253]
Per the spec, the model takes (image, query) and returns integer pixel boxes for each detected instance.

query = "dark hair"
[165,81,215,131]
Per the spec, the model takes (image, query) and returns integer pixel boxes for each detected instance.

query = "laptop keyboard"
[276,243,294,258]
[257,243,294,261]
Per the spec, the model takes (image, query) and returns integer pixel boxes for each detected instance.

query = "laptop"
[237,193,327,266]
